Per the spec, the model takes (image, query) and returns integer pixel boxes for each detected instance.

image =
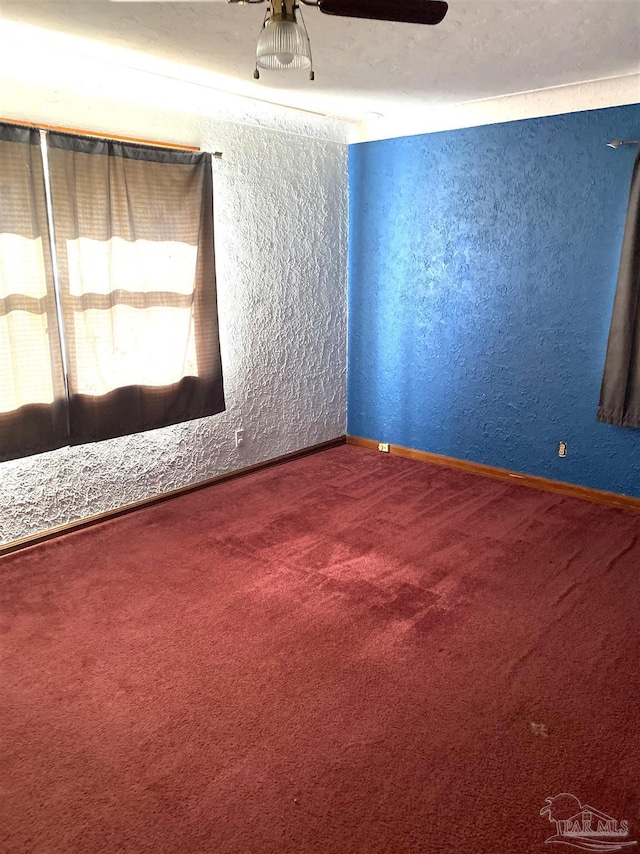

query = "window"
[0,123,225,462]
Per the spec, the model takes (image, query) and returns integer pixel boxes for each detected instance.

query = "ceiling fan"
[227,0,449,79]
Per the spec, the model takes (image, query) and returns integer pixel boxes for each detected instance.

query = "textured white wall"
[0,87,348,545]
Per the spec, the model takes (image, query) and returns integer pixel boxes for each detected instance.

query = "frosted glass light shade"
[256,19,312,70]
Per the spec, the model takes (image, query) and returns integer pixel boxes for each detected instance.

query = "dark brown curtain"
[46,133,225,444]
[0,124,68,462]
[598,148,640,428]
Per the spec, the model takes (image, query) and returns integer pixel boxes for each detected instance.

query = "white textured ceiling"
[1,0,639,138]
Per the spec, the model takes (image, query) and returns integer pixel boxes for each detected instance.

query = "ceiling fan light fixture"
[256,7,312,72]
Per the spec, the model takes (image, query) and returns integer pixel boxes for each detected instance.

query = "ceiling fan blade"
[317,0,448,25]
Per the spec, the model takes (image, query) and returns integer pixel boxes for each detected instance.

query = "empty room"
[1,1,640,852]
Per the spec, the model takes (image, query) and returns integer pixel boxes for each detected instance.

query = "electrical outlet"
[558,442,567,458]
[378,442,390,453]
[235,429,245,448]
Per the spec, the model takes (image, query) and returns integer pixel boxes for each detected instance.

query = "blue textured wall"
[348,104,640,496]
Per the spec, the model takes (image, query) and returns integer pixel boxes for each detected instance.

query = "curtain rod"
[607,139,640,149]
[0,117,223,158]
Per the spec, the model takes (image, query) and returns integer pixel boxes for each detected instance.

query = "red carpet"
[2,445,640,853]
